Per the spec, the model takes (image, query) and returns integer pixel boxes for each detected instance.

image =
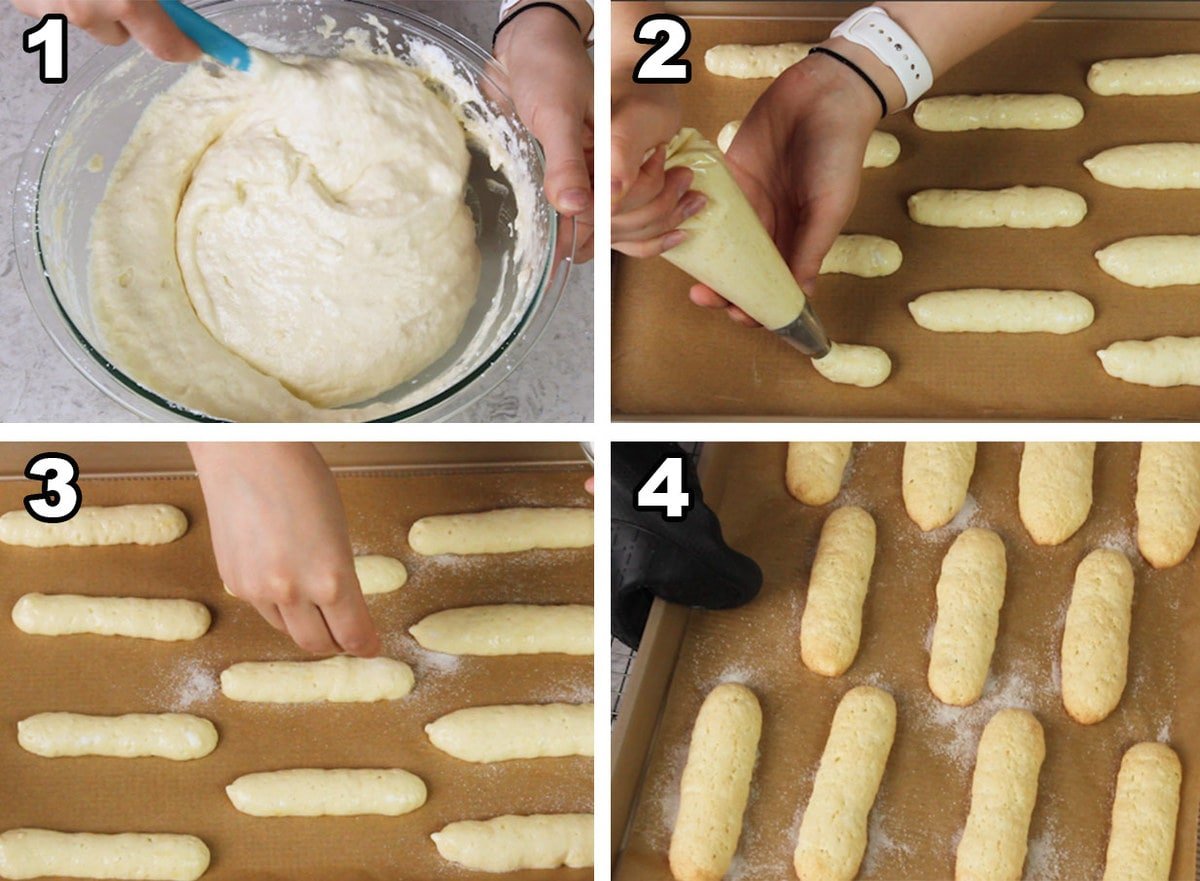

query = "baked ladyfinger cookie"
[956,709,1045,881]
[928,528,1007,706]
[1136,442,1200,568]
[1061,549,1134,725]
[902,442,977,531]
[785,443,853,506]
[800,507,877,677]
[1018,442,1095,545]
[793,686,895,881]
[669,683,762,881]
[1102,743,1181,881]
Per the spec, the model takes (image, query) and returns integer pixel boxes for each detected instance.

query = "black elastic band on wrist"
[808,46,888,119]
[494,2,582,46]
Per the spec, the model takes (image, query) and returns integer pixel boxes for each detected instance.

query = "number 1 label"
[23,14,68,84]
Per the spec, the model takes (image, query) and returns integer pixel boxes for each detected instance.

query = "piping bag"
[662,128,831,358]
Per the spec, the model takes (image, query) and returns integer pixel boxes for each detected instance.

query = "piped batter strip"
[0,829,210,881]
[1060,549,1134,725]
[793,686,895,881]
[811,343,892,388]
[908,289,1093,334]
[1098,337,1200,387]
[928,528,1007,707]
[914,93,1083,130]
[955,709,1045,881]
[1089,53,1200,95]
[819,235,903,277]
[12,594,210,641]
[1102,743,1181,881]
[785,442,853,506]
[409,604,593,656]
[425,703,593,762]
[1085,143,1200,189]
[226,769,427,817]
[0,504,187,547]
[18,712,218,760]
[432,814,593,872]
[704,43,813,78]
[902,442,976,531]
[408,507,594,555]
[908,186,1087,228]
[220,656,414,703]
[1135,442,1200,569]
[1095,235,1200,287]
[669,683,762,881]
[1018,442,1095,546]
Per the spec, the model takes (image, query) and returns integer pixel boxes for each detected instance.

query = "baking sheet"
[0,463,594,881]
[613,442,1200,880]
[612,13,1200,419]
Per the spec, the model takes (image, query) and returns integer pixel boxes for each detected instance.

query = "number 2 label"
[23,13,68,84]
[24,453,81,524]
[633,14,692,84]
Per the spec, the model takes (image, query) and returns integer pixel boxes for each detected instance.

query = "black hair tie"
[808,46,888,118]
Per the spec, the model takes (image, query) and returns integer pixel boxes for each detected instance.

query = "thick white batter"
[91,53,480,419]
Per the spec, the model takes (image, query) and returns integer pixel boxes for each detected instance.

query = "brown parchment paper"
[614,442,1200,880]
[612,11,1200,420]
[0,461,594,881]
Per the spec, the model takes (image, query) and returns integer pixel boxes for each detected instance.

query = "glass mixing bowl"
[14,0,571,422]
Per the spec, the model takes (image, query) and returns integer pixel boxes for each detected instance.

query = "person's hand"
[611,79,704,258]
[190,443,380,658]
[495,6,594,264]
[691,53,878,326]
[11,0,200,61]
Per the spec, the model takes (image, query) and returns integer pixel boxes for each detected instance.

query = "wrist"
[495,5,586,61]
[817,36,907,117]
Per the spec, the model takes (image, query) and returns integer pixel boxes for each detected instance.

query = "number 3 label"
[24,453,81,524]
[633,14,692,84]
[23,14,68,84]
[635,455,694,521]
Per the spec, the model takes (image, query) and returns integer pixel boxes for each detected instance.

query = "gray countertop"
[0,0,592,423]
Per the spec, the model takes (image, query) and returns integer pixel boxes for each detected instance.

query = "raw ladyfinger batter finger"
[1098,337,1200,387]
[928,528,1007,707]
[811,343,892,389]
[669,683,762,881]
[800,507,877,677]
[793,686,895,881]
[1060,549,1134,725]
[425,703,593,762]
[908,186,1087,228]
[956,709,1045,881]
[1095,236,1200,287]
[1102,743,1181,881]
[704,43,813,78]
[1018,442,1095,545]
[902,442,977,531]
[226,769,427,817]
[1089,53,1200,95]
[819,235,903,277]
[0,829,210,881]
[432,814,593,872]
[11,594,210,641]
[1136,443,1200,568]
[408,507,594,555]
[718,121,900,168]
[908,290,1094,335]
[914,93,1084,130]
[409,604,593,656]
[785,442,853,506]
[220,656,414,703]
[0,504,186,547]
[1085,143,1200,188]
[18,713,217,760]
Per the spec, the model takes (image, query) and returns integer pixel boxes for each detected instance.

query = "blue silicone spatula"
[157,0,254,70]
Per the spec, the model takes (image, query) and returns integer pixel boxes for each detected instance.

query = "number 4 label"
[636,455,694,521]
[23,14,68,84]
[633,14,692,84]
[24,453,81,524]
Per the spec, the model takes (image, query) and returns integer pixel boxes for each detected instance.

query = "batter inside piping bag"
[90,51,482,421]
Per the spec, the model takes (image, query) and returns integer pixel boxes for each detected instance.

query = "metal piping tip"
[774,301,831,358]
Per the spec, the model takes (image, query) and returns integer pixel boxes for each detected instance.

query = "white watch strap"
[831,6,932,110]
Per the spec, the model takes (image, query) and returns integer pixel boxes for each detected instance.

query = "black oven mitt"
[611,442,763,649]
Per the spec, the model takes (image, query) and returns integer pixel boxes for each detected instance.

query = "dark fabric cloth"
[611,443,763,648]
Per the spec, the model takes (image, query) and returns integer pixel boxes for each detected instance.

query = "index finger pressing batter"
[956,709,1045,881]
[669,683,762,881]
